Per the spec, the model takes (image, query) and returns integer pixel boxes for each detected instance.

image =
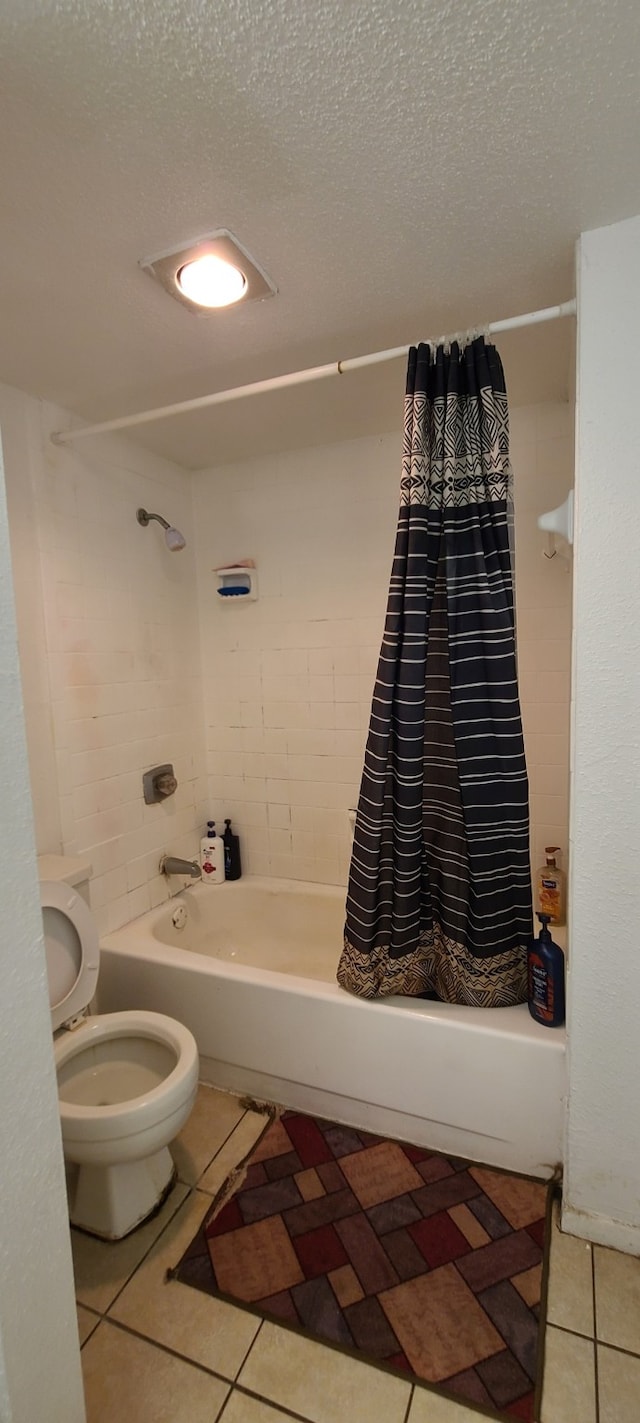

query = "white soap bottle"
[200,821,225,884]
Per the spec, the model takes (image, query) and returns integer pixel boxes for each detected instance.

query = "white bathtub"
[98,877,566,1179]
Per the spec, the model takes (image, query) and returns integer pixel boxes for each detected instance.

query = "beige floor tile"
[199,1111,269,1196]
[598,1342,640,1423]
[221,1390,306,1423]
[172,1084,247,1186]
[547,1199,594,1336]
[238,1320,411,1423]
[540,1325,596,1423]
[408,1385,481,1421]
[77,1305,100,1346]
[82,1320,230,1422]
[595,1243,640,1353]
[110,1188,260,1378]
[72,1182,189,1313]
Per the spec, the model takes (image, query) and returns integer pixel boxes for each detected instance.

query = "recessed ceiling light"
[140,229,276,316]
[177,254,247,308]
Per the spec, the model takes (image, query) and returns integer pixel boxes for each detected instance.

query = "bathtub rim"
[100,875,566,1052]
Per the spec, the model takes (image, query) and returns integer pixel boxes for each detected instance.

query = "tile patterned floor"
[75,1084,640,1423]
[177,1111,547,1418]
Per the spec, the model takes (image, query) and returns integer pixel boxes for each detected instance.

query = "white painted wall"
[563,215,640,1253]
[0,431,85,1421]
[0,384,61,852]
[193,405,573,887]
[0,382,209,934]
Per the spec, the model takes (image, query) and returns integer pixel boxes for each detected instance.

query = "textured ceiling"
[0,0,638,467]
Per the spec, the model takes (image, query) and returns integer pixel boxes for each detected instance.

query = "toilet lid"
[41,880,100,1031]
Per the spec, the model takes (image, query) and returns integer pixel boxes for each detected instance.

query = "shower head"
[164,525,187,552]
[136,507,186,552]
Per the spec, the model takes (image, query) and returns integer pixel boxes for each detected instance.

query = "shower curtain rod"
[51,298,576,447]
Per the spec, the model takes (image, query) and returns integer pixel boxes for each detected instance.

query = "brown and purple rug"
[175,1111,551,1420]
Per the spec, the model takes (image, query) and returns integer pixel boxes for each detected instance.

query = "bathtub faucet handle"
[143,763,178,804]
[156,772,178,797]
[160,855,201,879]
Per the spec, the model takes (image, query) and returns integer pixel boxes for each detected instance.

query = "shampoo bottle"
[200,821,225,884]
[527,913,565,1027]
[223,818,242,880]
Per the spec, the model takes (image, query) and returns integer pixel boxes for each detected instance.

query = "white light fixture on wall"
[538,489,574,565]
[538,490,574,545]
[140,229,276,314]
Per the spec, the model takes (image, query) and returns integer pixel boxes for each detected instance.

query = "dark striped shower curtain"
[337,337,532,1006]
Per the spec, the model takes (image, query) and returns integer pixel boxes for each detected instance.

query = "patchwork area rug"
[176,1112,551,1420]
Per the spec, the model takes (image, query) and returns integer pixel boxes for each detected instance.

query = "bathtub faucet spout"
[160,855,200,879]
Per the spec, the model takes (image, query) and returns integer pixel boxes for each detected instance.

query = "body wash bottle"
[223,818,242,880]
[536,846,566,925]
[527,913,565,1027]
[200,821,225,884]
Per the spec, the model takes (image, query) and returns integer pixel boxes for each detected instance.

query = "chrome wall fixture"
[136,507,186,552]
[142,764,178,804]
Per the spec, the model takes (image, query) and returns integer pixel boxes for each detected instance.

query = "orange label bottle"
[536,846,566,926]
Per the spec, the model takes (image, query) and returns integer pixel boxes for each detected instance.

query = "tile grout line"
[402,1382,414,1423]
[191,1103,250,1189]
[593,1338,640,1364]
[96,1312,245,1388]
[546,1321,595,1344]
[234,1316,265,1382]
[212,1382,234,1423]
[228,1380,330,1423]
[592,1245,600,1423]
[78,1309,101,1350]
[546,1320,640,1365]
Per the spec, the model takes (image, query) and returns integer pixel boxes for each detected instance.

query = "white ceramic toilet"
[39,855,199,1241]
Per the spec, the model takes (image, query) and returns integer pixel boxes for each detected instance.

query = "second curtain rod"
[51,298,577,447]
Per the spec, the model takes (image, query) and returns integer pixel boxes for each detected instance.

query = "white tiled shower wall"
[0,381,571,926]
[195,402,573,889]
[0,382,208,933]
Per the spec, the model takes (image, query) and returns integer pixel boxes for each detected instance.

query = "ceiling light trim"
[140,228,277,315]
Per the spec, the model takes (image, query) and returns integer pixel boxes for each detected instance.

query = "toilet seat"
[41,879,100,1030]
[54,1010,198,1143]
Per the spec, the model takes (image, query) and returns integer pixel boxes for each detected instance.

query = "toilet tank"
[37,854,93,907]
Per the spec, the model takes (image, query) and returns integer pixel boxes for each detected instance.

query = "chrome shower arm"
[137,508,170,531]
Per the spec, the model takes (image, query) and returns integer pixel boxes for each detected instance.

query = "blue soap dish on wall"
[215,566,258,602]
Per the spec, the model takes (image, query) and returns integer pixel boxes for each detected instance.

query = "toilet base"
[68,1147,177,1240]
